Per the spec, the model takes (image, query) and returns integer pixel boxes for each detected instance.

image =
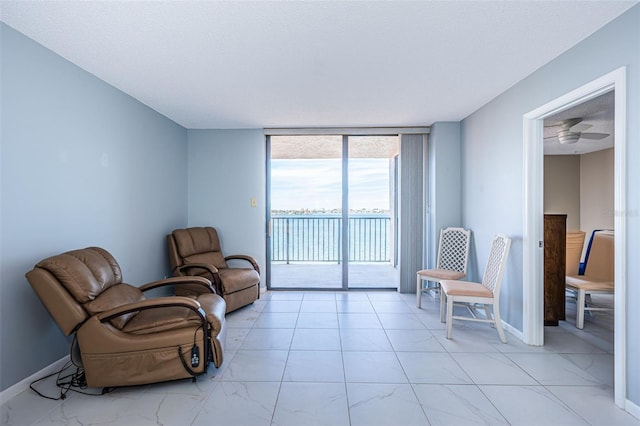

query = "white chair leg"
[483,304,493,327]
[416,275,422,308]
[446,296,454,339]
[577,289,586,329]
[493,303,507,343]
[440,289,446,323]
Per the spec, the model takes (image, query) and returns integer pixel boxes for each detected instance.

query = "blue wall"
[461,6,639,403]
[187,129,266,280]
[0,23,189,391]
[427,122,463,270]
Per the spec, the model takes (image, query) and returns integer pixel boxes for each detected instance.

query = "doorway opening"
[266,134,399,291]
[522,67,627,407]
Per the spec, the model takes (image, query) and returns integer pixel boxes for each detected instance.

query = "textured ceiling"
[1,1,636,129]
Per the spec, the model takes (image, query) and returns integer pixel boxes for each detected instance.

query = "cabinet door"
[544,214,566,326]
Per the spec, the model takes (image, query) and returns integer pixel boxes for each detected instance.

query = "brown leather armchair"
[167,227,260,313]
[25,247,226,388]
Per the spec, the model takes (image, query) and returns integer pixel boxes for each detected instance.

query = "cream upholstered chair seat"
[440,281,494,298]
[416,227,471,308]
[565,230,614,329]
[440,234,511,343]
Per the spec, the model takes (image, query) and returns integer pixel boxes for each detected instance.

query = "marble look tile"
[396,352,472,384]
[272,382,349,426]
[290,328,341,350]
[433,327,503,353]
[506,353,604,386]
[36,390,206,426]
[343,352,407,383]
[220,350,288,382]
[452,352,538,385]
[542,330,608,354]
[1,290,620,426]
[366,292,405,301]
[1,388,62,426]
[479,385,589,425]
[377,313,426,329]
[413,384,509,425]
[336,300,376,313]
[193,381,280,426]
[562,353,615,387]
[268,292,305,301]
[300,300,337,313]
[335,292,370,301]
[251,299,269,313]
[241,328,294,350]
[371,301,415,314]
[283,351,345,382]
[254,312,299,329]
[302,292,337,301]
[224,309,259,328]
[337,313,382,329]
[224,328,251,351]
[339,329,392,351]
[296,312,339,328]
[415,311,447,330]
[347,383,428,426]
[385,329,445,352]
[262,300,303,313]
[492,335,551,354]
[547,385,640,426]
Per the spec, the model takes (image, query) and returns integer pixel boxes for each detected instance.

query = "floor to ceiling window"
[266,134,399,290]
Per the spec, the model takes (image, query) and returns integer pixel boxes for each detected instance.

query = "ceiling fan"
[544,117,609,144]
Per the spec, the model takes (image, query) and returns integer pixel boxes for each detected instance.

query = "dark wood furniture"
[544,214,567,326]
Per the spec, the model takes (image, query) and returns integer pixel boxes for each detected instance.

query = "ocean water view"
[270,213,392,264]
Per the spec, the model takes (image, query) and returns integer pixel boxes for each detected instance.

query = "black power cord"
[29,361,111,400]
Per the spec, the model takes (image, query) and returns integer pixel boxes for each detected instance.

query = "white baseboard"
[626,398,640,420]
[502,320,525,342]
[0,355,69,404]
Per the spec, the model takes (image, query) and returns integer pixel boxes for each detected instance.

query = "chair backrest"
[26,247,143,335]
[481,234,511,297]
[168,227,229,273]
[583,230,614,281]
[566,230,586,275]
[436,227,471,273]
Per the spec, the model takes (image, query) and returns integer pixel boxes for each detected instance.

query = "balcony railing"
[270,214,391,263]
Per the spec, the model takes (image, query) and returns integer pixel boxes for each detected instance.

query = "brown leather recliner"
[167,227,260,313]
[25,247,226,388]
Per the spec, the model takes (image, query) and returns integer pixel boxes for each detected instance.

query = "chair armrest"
[96,297,206,323]
[225,255,260,274]
[139,276,215,294]
[174,263,219,276]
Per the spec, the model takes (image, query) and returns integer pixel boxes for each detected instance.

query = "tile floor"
[2,290,637,425]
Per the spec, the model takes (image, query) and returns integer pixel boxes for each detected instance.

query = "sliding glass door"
[267,134,399,290]
[347,136,398,289]
[268,135,343,289]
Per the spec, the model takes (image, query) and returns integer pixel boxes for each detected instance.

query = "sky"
[271,158,391,211]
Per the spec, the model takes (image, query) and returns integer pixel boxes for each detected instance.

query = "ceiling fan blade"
[580,132,609,140]
[544,117,583,129]
[544,136,558,140]
[571,123,592,132]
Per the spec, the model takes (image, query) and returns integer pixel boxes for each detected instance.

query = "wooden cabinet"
[544,214,567,325]
[544,214,566,326]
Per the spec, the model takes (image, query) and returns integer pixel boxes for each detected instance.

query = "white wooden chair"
[416,227,471,308]
[440,234,511,343]
[566,230,614,329]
